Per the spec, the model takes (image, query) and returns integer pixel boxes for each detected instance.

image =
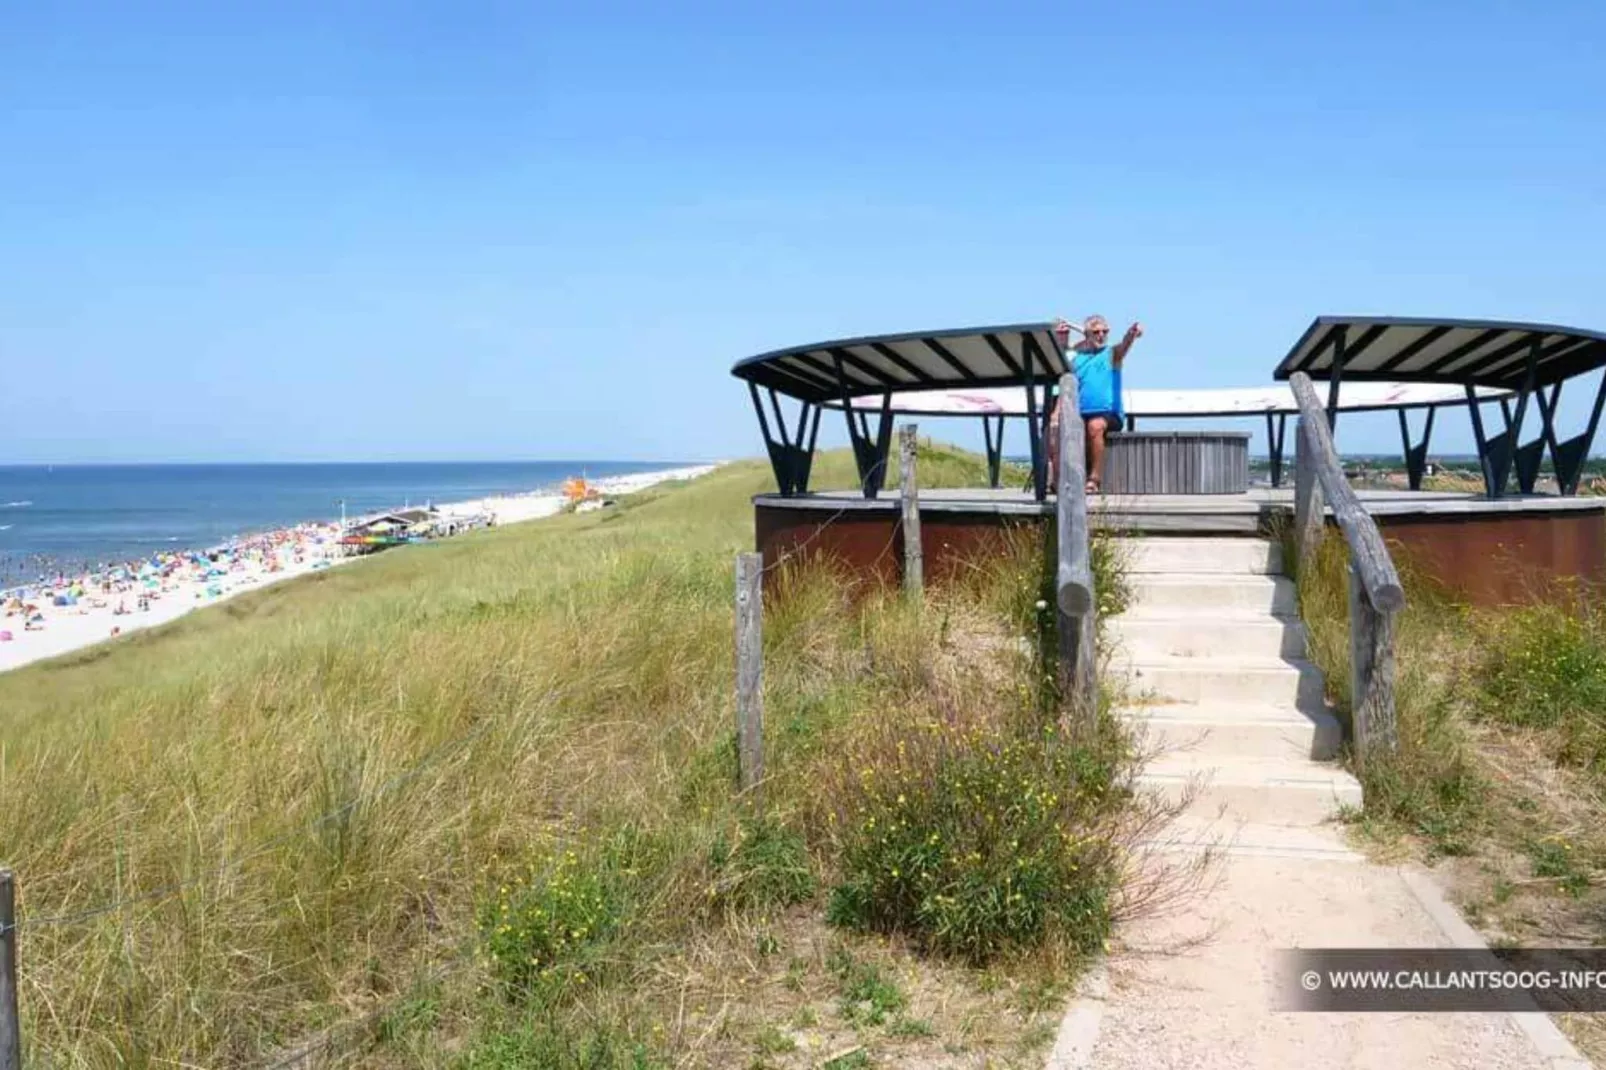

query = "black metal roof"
[1273,316,1606,389]
[730,322,1068,403]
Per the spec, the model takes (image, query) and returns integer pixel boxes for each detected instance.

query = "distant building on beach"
[339,507,492,555]
[339,509,435,554]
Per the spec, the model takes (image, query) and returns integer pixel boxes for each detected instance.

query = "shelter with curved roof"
[1274,316,1606,498]
[731,314,1606,606]
[732,323,1070,499]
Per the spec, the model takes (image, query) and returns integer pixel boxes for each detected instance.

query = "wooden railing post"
[1293,416,1325,572]
[0,869,19,1070]
[1348,565,1399,763]
[1055,373,1097,725]
[734,553,764,810]
[899,424,923,597]
[1289,372,1404,767]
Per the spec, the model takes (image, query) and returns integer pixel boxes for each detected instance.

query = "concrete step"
[1105,613,1307,660]
[1121,702,1343,761]
[1139,755,1363,826]
[1124,574,1297,615]
[1139,816,1361,861]
[1114,536,1284,576]
[1121,655,1326,708]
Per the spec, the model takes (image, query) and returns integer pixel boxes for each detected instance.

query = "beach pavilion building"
[730,315,1606,606]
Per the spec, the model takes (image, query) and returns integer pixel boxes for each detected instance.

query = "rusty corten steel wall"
[754,505,1044,593]
[756,500,1606,608]
[1373,508,1606,607]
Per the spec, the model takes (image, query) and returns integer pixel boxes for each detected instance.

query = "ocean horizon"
[0,460,698,583]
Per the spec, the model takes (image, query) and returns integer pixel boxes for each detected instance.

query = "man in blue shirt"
[1048,314,1143,494]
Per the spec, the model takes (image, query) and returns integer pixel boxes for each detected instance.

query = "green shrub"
[706,816,816,912]
[479,846,629,1001]
[462,1014,661,1070]
[1528,837,1591,897]
[1477,603,1606,728]
[824,715,1122,964]
[1474,601,1606,773]
[828,948,908,1025]
[1090,532,1132,619]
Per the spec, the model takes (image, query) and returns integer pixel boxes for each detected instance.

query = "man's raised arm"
[1113,322,1144,366]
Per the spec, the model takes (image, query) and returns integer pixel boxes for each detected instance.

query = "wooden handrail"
[1055,373,1097,721]
[1289,370,1402,762]
[1289,374,1405,612]
[1056,374,1094,616]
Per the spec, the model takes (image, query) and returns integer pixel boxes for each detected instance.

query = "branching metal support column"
[1533,382,1568,494]
[748,384,820,497]
[1497,339,1541,494]
[1325,326,1347,431]
[1020,336,1048,502]
[981,415,1005,489]
[1397,406,1436,491]
[829,350,894,498]
[1551,373,1606,496]
[1465,386,1500,500]
[844,394,894,499]
[1266,411,1288,488]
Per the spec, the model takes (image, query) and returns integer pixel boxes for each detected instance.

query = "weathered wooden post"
[899,424,923,596]
[1293,417,1325,572]
[1290,372,1404,767]
[1348,566,1398,765]
[1055,374,1097,725]
[0,869,19,1070]
[734,553,764,810]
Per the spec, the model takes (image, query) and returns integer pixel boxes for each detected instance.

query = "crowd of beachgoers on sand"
[0,463,717,673]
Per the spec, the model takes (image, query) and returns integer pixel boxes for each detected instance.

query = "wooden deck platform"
[753,489,1606,604]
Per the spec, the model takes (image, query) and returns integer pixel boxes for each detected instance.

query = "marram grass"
[0,445,1136,1068]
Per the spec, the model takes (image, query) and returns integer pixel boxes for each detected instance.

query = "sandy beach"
[0,463,719,675]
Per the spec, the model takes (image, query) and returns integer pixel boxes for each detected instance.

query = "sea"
[0,461,694,585]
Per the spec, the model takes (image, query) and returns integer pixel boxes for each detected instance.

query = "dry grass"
[1291,528,1606,1064]
[0,444,1179,1069]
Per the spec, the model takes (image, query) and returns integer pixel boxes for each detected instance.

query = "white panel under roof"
[834,382,1511,416]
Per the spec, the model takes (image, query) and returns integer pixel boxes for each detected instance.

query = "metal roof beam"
[757,361,835,400]
[826,346,903,388]
[868,341,931,383]
[1479,335,1596,385]
[1438,330,1544,380]
[1417,328,1509,376]
[922,337,982,383]
[1339,323,1390,367]
[1371,325,1454,374]
[981,332,1027,378]
[1296,322,1348,373]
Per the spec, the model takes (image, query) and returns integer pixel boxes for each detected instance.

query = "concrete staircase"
[1105,536,1361,840]
[1060,537,1588,1069]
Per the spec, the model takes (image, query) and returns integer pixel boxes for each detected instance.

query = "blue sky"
[3,0,1603,464]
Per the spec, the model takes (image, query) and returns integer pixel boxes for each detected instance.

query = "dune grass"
[0,444,1147,1068]
[1292,532,1606,1059]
